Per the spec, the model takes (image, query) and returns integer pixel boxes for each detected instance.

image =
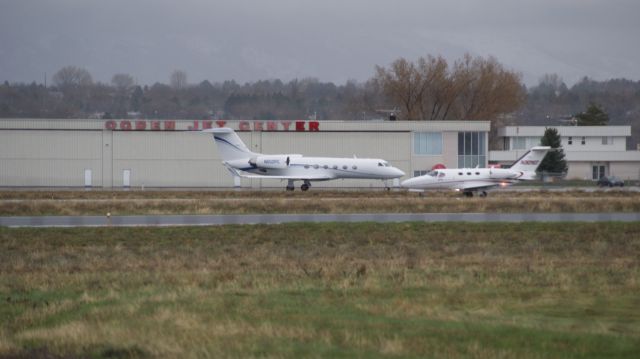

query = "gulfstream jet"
[204,128,405,191]
[401,146,551,197]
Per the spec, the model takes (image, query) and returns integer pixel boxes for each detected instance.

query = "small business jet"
[204,128,405,191]
[401,146,551,197]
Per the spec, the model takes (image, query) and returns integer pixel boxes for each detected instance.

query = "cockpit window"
[428,170,438,177]
[378,162,383,167]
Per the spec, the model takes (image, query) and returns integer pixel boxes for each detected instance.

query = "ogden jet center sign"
[104,120,320,132]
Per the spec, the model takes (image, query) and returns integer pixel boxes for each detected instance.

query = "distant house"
[490,126,640,180]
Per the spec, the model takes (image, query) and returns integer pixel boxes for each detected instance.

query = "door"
[123,169,131,188]
[592,165,606,180]
[84,169,92,187]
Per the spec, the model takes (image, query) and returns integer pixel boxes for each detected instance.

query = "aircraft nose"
[393,167,405,178]
[400,177,418,188]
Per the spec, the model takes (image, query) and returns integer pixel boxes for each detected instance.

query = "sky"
[1,0,639,87]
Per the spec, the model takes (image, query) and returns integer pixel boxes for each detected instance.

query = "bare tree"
[416,55,456,121]
[51,66,94,115]
[111,73,135,93]
[52,66,93,90]
[375,58,425,120]
[170,70,188,90]
[375,54,524,122]
[111,73,135,116]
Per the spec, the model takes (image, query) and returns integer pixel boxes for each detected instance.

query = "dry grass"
[1,223,639,358]
[1,189,639,215]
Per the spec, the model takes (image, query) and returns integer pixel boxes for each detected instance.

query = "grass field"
[1,223,639,358]
[1,189,640,215]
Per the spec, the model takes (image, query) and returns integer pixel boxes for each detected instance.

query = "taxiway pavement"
[1,212,639,227]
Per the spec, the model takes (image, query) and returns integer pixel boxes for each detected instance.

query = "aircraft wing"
[451,180,504,191]
[236,174,335,181]
[224,164,335,181]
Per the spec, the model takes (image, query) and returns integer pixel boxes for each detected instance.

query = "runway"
[1,212,639,227]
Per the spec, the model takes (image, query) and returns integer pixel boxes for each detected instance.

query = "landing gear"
[463,191,487,198]
[286,179,295,191]
[300,180,311,191]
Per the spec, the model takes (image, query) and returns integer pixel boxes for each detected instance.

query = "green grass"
[1,223,639,358]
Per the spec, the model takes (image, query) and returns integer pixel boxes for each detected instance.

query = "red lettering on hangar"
[104,120,176,131]
[104,120,320,131]
[235,120,320,132]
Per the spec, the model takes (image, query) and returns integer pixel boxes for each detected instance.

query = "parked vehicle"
[597,176,624,187]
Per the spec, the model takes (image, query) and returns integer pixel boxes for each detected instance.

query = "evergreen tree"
[575,103,609,125]
[538,127,568,175]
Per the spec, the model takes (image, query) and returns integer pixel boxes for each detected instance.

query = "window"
[457,132,486,168]
[458,172,463,176]
[414,132,442,155]
[567,136,573,145]
[352,165,358,170]
[304,165,310,169]
[323,165,328,169]
[333,165,338,169]
[342,165,348,170]
[313,164,319,169]
[581,136,586,145]
[512,137,526,150]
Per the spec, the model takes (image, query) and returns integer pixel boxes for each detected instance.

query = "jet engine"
[249,155,292,169]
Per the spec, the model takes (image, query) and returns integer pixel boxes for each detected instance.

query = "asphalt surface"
[1,212,639,227]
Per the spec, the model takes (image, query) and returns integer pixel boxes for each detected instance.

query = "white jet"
[204,128,405,191]
[401,146,551,197]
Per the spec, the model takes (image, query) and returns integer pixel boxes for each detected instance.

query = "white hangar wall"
[0,130,103,187]
[0,119,490,188]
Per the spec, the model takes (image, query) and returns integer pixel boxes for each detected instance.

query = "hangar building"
[491,126,640,180]
[0,119,490,189]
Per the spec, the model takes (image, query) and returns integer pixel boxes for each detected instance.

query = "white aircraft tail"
[203,128,258,161]
[510,146,551,173]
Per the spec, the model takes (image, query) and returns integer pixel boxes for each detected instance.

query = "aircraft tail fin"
[203,128,258,161]
[510,146,551,172]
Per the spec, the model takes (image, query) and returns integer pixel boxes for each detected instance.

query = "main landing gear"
[462,191,488,198]
[286,180,312,191]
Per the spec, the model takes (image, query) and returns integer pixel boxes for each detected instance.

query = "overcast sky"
[1,0,639,87]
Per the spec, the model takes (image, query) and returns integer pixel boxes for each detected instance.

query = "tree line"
[1,56,639,144]
[0,67,375,121]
